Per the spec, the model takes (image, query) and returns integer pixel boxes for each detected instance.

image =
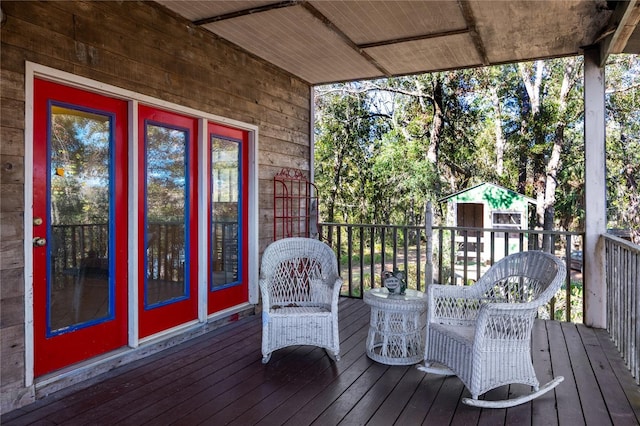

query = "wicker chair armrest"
[474,302,538,344]
[329,275,342,312]
[259,278,272,308]
[310,275,342,307]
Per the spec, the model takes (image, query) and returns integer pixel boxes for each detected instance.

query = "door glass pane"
[211,137,240,289]
[145,124,187,306]
[49,106,111,332]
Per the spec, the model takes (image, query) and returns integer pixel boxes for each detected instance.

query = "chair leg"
[325,349,340,362]
[416,362,455,376]
[262,353,272,364]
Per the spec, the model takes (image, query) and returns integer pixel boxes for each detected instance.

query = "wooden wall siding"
[0,0,311,414]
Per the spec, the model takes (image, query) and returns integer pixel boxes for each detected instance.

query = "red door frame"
[207,123,249,313]
[137,105,198,337]
[33,79,128,377]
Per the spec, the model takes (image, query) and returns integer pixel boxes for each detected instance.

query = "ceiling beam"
[358,28,469,50]
[599,0,640,65]
[299,2,392,77]
[457,0,489,66]
[193,1,300,26]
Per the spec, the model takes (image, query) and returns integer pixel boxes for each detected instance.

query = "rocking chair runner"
[418,251,566,408]
[259,237,342,364]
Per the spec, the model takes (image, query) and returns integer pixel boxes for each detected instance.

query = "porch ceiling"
[157,1,640,84]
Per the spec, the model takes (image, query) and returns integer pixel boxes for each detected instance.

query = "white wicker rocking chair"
[259,237,342,364]
[418,251,566,408]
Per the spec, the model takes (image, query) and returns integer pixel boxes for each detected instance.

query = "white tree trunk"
[490,85,505,176]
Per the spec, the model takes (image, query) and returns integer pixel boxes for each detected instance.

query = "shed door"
[457,203,483,236]
[33,79,128,376]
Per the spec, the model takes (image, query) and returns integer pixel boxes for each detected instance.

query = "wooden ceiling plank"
[457,0,489,66]
[193,1,300,26]
[299,2,392,77]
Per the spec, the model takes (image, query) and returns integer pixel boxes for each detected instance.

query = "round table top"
[364,287,427,309]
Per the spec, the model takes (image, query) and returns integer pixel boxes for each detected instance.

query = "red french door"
[207,123,249,313]
[138,105,198,337]
[33,79,128,376]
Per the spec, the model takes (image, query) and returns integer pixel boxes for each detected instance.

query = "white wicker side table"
[364,288,428,365]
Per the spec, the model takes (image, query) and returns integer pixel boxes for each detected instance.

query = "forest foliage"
[314,55,640,242]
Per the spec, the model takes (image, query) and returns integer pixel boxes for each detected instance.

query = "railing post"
[425,202,433,288]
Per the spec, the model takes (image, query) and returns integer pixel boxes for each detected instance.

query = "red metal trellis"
[273,168,318,240]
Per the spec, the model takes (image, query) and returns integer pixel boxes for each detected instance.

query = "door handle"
[33,237,46,247]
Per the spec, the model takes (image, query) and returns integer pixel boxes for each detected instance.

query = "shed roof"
[439,182,536,205]
[156,1,640,85]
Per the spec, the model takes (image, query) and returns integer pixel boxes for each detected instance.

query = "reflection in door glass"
[49,106,111,332]
[211,137,240,289]
[145,124,187,306]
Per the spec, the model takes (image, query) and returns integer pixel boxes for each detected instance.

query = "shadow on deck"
[3,298,640,425]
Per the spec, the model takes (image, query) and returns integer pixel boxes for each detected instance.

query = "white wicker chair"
[259,237,342,364]
[418,251,566,408]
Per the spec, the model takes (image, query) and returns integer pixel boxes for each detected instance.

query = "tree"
[314,84,388,224]
[605,55,640,243]
[314,55,640,239]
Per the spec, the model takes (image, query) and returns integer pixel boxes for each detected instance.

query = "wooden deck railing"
[318,222,584,322]
[604,233,640,384]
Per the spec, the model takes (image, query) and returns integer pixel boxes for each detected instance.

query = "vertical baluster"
[449,229,455,285]
[462,229,468,285]
[623,246,629,368]
[416,226,422,291]
[565,234,572,322]
[629,246,640,385]
[381,227,386,279]
[503,230,509,257]
[347,226,353,297]
[336,225,342,278]
[475,229,481,282]
[392,227,398,272]
[490,230,496,265]
[403,227,409,287]
[370,225,376,289]
[359,226,364,295]
[438,228,444,285]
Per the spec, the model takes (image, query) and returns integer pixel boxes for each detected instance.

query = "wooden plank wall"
[0,0,311,414]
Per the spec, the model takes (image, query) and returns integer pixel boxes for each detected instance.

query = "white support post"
[425,202,434,288]
[583,46,607,329]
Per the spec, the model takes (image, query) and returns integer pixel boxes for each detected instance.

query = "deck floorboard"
[2,298,639,426]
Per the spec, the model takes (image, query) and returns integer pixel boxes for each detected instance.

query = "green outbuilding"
[440,182,536,263]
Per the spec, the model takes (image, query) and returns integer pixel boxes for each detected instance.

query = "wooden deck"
[3,298,640,425]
